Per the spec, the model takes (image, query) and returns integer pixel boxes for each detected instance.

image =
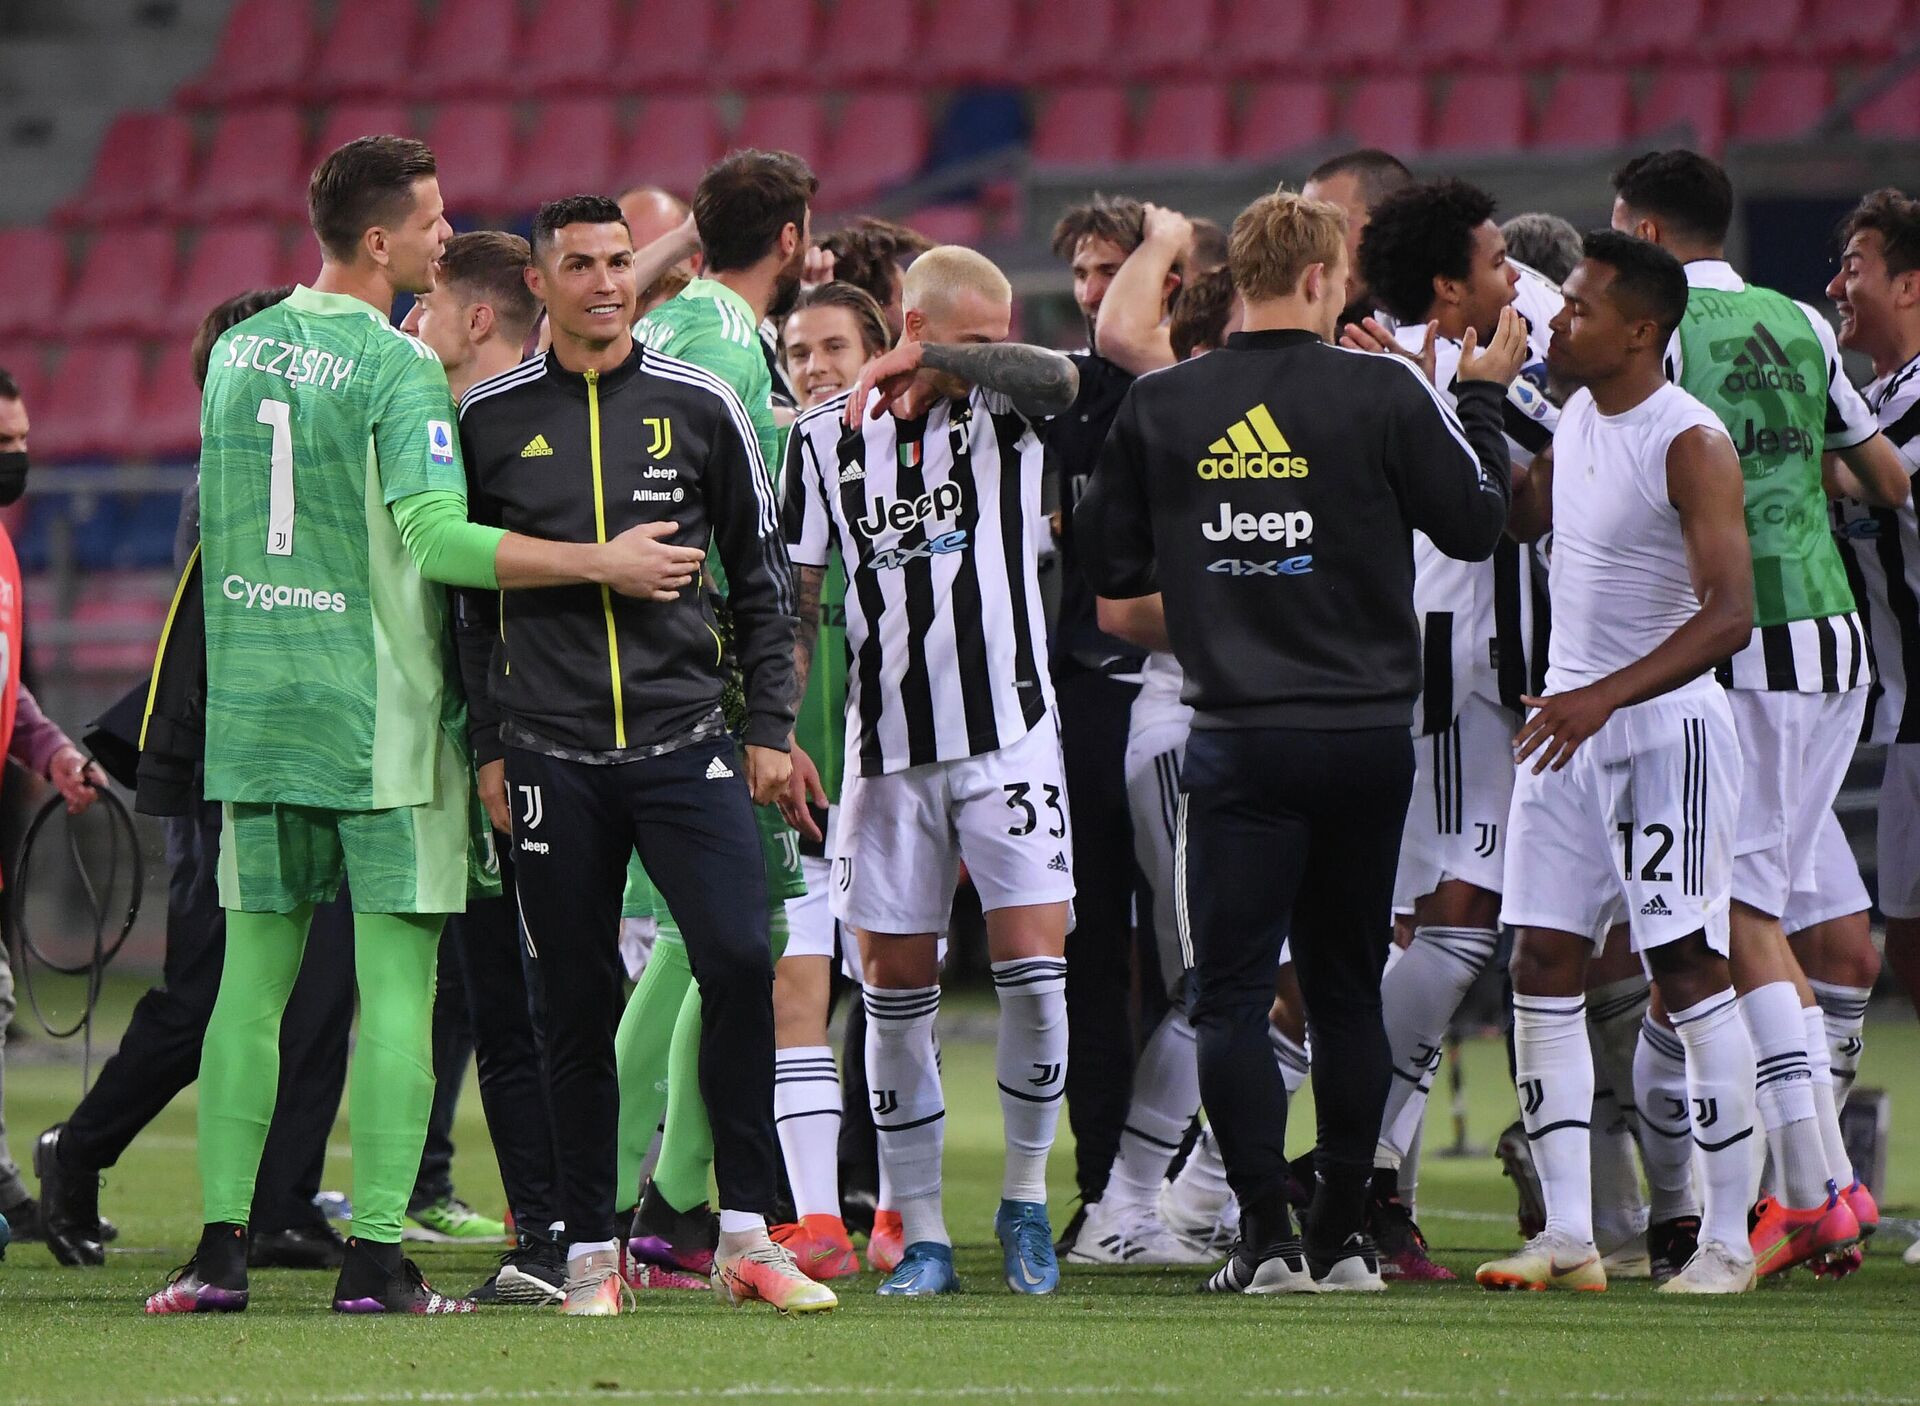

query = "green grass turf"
[2,987,1918,1406]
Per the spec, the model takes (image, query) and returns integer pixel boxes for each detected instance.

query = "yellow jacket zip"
[585,369,627,747]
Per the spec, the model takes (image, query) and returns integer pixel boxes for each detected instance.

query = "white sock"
[1803,1003,1854,1187]
[568,1237,617,1267]
[1632,1015,1699,1222]
[1376,926,1498,1163]
[1586,975,1651,1137]
[1589,1085,1648,1251]
[717,1210,766,1235]
[1268,1022,1310,1094]
[1671,988,1759,1252]
[1512,993,1595,1246]
[774,1045,842,1221]
[1808,979,1870,1110]
[1740,982,1827,1208]
[1398,1116,1424,1216]
[1176,1125,1231,1201]
[1107,1009,1199,1209]
[864,983,949,1248]
[991,957,1068,1204]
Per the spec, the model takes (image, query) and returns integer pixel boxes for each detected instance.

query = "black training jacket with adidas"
[456,343,796,759]
[1075,328,1511,733]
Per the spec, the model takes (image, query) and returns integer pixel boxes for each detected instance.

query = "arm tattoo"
[790,564,825,713]
[919,342,1080,418]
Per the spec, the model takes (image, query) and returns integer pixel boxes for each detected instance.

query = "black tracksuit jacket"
[455,344,796,761]
[1074,328,1512,733]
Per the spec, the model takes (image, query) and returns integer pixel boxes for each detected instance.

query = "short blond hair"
[1229,192,1347,303]
[902,244,1011,314]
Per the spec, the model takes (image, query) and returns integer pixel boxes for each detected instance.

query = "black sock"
[1241,1193,1297,1257]
[1305,1162,1370,1258]
[195,1222,249,1288]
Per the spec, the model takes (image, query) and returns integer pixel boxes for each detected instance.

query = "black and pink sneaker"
[145,1223,249,1314]
[331,1236,474,1315]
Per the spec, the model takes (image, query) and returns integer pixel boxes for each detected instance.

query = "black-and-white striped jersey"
[784,385,1053,777]
[1833,350,1920,742]
[1397,260,1559,736]
[1667,260,1878,693]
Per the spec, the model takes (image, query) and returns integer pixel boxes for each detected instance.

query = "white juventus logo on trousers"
[517,784,544,829]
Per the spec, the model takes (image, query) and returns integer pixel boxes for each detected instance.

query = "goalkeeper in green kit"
[145,136,706,1317]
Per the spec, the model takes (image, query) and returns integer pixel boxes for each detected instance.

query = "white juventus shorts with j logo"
[830,717,1077,935]
[1399,692,1519,903]
[1500,683,1739,955]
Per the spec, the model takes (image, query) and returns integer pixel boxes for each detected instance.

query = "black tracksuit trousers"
[1181,725,1412,1249]
[505,735,777,1246]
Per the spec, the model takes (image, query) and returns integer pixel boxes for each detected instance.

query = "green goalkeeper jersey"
[199,284,468,811]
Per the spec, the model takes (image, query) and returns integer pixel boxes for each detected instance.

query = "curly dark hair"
[1357,178,1498,326]
[1840,187,1920,277]
[1169,267,1236,361]
[818,217,932,311]
[1049,193,1147,260]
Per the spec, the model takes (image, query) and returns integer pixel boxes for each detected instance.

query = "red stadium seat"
[308,0,421,101]
[825,94,928,202]
[1510,0,1607,66]
[1730,63,1833,144]
[424,101,518,215]
[55,112,193,228]
[734,95,827,172]
[166,224,283,336]
[33,342,141,461]
[65,229,177,339]
[279,229,321,291]
[1337,77,1427,156]
[1023,0,1118,83]
[415,0,518,98]
[1431,75,1528,153]
[521,0,622,94]
[0,229,67,340]
[1233,79,1335,159]
[1323,0,1411,73]
[70,592,170,674]
[901,205,987,248]
[1705,0,1804,58]
[1413,0,1511,68]
[309,102,414,168]
[715,0,817,85]
[1031,86,1129,169]
[1634,65,1729,154]
[627,97,722,198]
[1133,82,1231,165]
[511,100,620,211]
[1217,0,1313,76]
[819,0,920,83]
[1609,0,1709,61]
[136,341,204,461]
[1854,70,1920,140]
[187,105,306,223]
[1803,0,1903,61]
[0,356,46,422]
[179,0,314,108]
[1532,70,1633,151]
[621,0,716,86]
[920,0,1021,84]
[1115,0,1218,78]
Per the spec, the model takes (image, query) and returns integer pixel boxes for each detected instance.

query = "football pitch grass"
[3,991,1918,1406]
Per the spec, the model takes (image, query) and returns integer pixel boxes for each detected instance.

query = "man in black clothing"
[1077,190,1522,1294]
[1042,196,1182,1225]
[455,196,826,1316]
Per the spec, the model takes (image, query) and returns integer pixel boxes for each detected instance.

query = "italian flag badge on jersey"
[898,441,921,470]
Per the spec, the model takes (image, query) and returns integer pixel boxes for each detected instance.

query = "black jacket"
[1075,328,1511,732]
[457,344,796,759]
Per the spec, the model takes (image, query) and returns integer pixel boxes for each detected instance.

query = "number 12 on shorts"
[258,396,295,557]
[1617,821,1675,883]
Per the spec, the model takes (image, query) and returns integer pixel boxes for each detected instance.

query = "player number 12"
[258,396,295,557]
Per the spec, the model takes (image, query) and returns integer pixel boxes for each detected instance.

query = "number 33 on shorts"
[1002,781,1066,838]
